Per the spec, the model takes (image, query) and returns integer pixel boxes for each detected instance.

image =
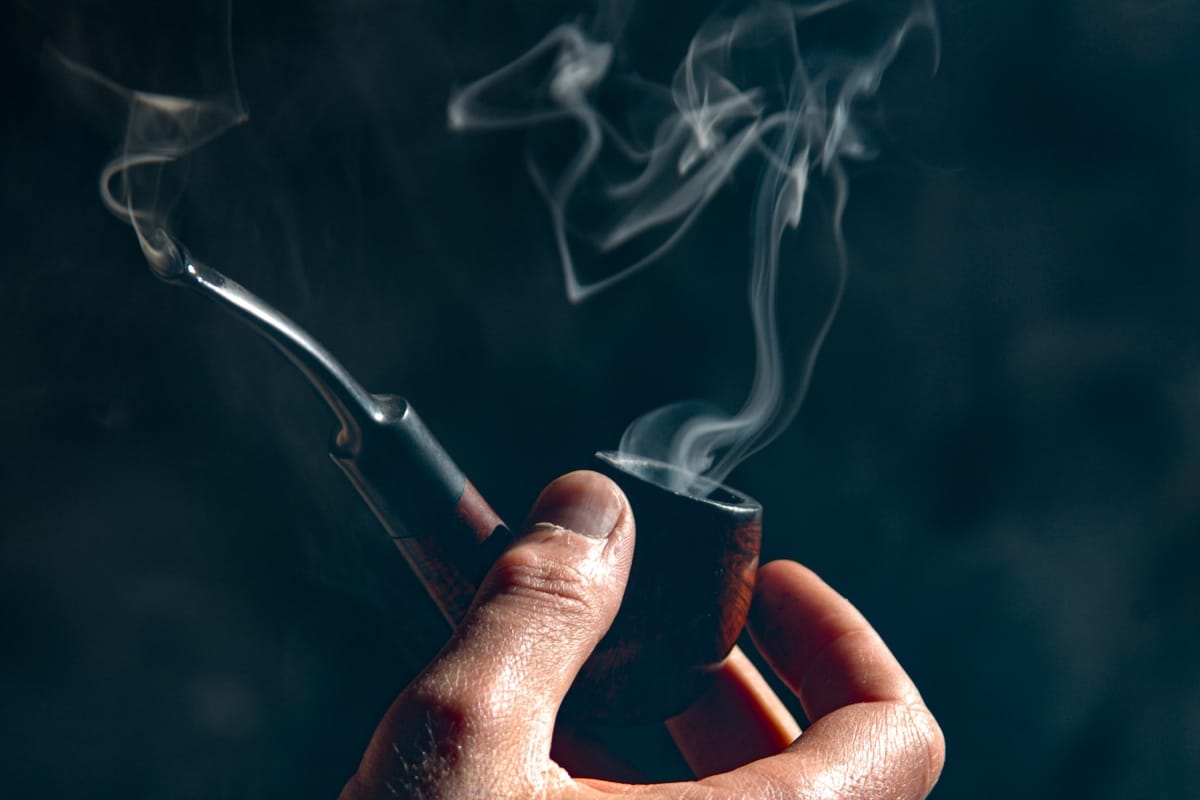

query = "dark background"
[3,1,1198,797]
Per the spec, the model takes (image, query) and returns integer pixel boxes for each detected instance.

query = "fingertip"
[423,470,635,736]
[908,702,946,794]
[747,560,836,651]
[752,560,827,605]
[524,470,632,544]
[481,469,634,633]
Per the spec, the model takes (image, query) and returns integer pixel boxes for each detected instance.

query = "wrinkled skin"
[340,471,944,800]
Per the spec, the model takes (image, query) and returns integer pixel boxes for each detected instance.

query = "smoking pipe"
[148,236,761,723]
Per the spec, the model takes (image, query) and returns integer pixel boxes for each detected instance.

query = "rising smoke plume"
[50,0,246,277]
[55,0,937,499]
[449,0,938,492]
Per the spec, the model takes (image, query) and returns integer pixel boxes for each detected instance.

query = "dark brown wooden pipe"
[333,399,761,724]
[156,249,762,724]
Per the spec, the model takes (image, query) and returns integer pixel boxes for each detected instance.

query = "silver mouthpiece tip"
[141,227,189,282]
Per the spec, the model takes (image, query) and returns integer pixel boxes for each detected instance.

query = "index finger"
[710,560,945,799]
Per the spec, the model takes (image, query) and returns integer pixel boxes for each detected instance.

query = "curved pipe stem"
[158,245,377,453]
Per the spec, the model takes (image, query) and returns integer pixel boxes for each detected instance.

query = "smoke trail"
[448,0,938,493]
[49,0,247,276]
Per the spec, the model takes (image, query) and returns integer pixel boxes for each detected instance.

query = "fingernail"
[526,471,624,540]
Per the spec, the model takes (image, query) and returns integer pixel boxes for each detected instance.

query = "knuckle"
[409,670,502,729]
[488,546,597,619]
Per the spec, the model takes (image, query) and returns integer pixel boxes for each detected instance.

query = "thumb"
[454,469,635,730]
[362,470,635,794]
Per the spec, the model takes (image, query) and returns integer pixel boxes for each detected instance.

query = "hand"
[339,471,945,799]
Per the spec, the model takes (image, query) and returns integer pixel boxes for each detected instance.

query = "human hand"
[339,470,944,799]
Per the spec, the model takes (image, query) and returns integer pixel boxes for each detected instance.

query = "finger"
[408,471,634,754]
[701,700,944,800]
[712,560,944,799]
[346,472,635,798]
[748,560,924,721]
[665,646,801,777]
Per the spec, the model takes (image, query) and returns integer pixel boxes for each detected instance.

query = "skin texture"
[340,471,945,800]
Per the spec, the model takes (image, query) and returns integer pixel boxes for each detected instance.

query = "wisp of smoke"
[50,0,247,277]
[448,0,938,494]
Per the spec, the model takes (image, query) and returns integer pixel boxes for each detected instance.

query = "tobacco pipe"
[147,234,761,723]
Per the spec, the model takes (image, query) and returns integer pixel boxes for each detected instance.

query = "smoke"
[48,0,937,499]
[48,0,247,277]
[448,0,938,493]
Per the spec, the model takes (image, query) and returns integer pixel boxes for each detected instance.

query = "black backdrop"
[3,1,1198,797]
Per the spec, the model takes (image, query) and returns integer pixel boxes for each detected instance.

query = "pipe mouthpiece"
[141,227,190,282]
